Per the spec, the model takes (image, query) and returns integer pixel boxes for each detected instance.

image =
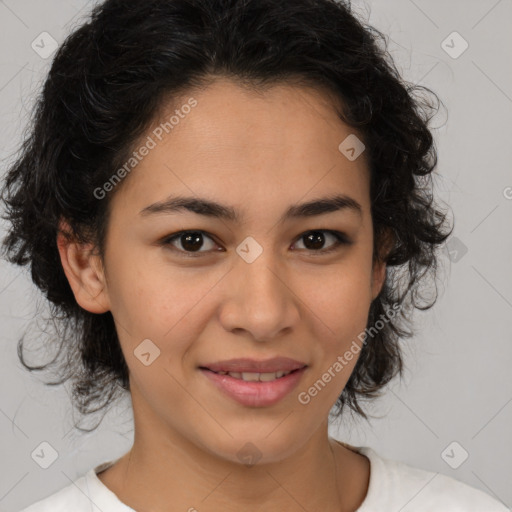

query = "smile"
[200,367,307,407]
[209,369,296,381]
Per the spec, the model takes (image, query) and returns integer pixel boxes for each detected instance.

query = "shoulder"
[17,460,132,512]
[357,446,510,512]
[17,474,92,512]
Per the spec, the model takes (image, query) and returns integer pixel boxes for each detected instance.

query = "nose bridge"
[222,239,299,340]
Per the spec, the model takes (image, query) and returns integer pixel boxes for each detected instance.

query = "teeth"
[260,372,278,381]
[217,370,294,381]
[241,372,260,381]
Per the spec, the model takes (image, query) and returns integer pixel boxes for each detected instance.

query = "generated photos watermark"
[297,301,402,405]
[94,97,198,200]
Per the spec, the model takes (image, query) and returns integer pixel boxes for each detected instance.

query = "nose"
[218,250,301,342]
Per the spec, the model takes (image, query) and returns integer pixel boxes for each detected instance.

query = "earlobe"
[56,220,110,314]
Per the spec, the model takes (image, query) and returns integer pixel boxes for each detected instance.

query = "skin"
[57,77,389,512]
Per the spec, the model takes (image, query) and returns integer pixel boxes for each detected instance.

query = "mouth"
[200,356,307,375]
[198,358,308,407]
[199,367,303,382]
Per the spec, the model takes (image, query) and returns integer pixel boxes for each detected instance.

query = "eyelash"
[159,229,352,258]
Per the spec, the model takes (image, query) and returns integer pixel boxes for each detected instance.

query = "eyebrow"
[139,193,363,223]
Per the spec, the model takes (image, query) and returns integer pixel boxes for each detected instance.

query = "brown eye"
[292,230,351,254]
[162,230,220,256]
[160,229,351,258]
[178,232,205,252]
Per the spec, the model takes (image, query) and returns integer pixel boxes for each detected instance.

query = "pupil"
[305,231,325,250]
[181,232,203,251]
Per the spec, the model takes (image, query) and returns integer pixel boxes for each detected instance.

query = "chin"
[198,429,308,467]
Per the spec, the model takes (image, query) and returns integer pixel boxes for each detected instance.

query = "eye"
[160,229,351,257]
[291,230,351,254]
[160,230,221,257]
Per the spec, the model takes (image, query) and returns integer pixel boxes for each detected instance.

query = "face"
[61,77,386,464]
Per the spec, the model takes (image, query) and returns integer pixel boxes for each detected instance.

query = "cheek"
[299,263,373,339]
[298,270,372,404]
[108,257,220,354]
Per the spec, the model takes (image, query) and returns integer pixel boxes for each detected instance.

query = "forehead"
[110,78,371,221]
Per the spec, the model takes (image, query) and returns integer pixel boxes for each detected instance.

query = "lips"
[200,366,307,407]
[201,357,307,374]
[199,357,308,407]
[208,369,296,382]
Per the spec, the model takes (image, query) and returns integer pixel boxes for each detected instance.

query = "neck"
[97,398,370,512]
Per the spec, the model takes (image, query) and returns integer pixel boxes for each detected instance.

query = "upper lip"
[201,357,308,373]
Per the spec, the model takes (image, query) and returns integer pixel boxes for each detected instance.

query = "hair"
[1,0,452,431]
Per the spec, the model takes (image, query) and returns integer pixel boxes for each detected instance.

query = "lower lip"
[200,367,307,407]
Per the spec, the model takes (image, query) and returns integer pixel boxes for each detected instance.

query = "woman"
[2,0,507,510]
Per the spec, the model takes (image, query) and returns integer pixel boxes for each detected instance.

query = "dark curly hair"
[1,0,452,431]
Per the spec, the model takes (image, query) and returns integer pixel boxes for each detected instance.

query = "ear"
[371,227,394,301]
[56,219,110,314]
[371,260,386,300]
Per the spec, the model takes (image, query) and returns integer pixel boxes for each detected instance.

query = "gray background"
[0,0,511,510]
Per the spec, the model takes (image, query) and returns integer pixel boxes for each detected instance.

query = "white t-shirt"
[18,445,509,512]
